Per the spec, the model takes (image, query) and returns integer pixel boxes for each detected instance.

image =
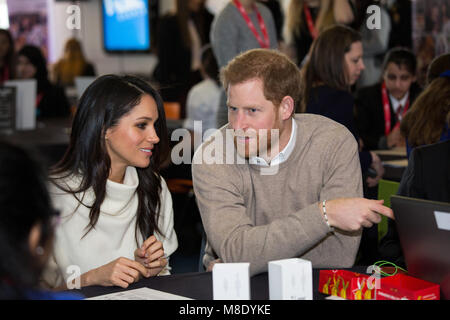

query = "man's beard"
[233,127,281,160]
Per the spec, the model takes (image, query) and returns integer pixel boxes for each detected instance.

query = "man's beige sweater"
[192,114,363,275]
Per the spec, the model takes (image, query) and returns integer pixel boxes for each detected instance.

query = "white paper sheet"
[86,287,193,300]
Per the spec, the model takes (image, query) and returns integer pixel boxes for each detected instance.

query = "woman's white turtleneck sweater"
[42,167,178,288]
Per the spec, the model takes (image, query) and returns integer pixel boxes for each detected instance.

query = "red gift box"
[319,270,375,300]
[376,274,440,300]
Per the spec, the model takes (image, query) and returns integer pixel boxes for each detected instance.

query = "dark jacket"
[153,12,213,101]
[37,84,71,118]
[153,12,213,117]
[379,140,450,267]
[307,85,372,172]
[355,81,421,150]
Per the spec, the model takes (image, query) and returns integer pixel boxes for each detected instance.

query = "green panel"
[377,179,400,242]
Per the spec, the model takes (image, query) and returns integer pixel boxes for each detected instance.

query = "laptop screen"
[391,195,450,299]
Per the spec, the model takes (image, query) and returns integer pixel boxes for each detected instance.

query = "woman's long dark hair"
[17,45,51,93]
[0,141,58,299]
[299,24,361,113]
[0,29,15,80]
[51,75,170,245]
[401,77,450,147]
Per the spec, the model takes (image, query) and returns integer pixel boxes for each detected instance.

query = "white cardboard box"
[212,263,250,300]
[268,258,313,300]
[4,79,36,130]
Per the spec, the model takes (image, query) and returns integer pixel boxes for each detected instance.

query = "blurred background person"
[355,47,421,150]
[210,0,278,127]
[15,45,70,119]
[184,44,221,146]
[352,0,391,88]
[0,29,15,84]
[0,140,83,300]
[300,24,384,192]
[425,52,450,86]
[283,0,354,67]
[385,0,413,49]
[51,38,96,88]
[153,0,213,119]
[400,60,450,158]
[259,0,284,42]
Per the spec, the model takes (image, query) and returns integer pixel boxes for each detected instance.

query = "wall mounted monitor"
[101,0,150,53]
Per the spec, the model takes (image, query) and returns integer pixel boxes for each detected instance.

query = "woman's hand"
[135,235,168,277]
[84,257,150,288]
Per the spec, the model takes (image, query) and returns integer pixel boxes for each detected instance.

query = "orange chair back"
[163,102,181,120]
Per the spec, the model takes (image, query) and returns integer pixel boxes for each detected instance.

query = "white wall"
[0,0,9,29]
[47,0,157,76]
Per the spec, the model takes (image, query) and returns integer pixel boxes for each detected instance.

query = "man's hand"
[324,198,394,232]
[206,259,222,272]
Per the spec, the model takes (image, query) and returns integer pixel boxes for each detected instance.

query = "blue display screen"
[102,0,150,52]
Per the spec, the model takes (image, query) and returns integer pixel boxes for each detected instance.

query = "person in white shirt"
[43,75,178,289]
[355,48,422,150]
[184,45,221,149]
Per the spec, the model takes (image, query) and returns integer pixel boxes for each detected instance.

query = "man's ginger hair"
[220,49,302,113]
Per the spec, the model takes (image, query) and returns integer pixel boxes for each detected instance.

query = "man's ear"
[279,96,295,120]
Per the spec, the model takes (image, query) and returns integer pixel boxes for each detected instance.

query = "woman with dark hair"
[401,71,450,158]
[425,53,450,86]
[43,75,178,289]
[300,24,383,187]
[378,74,450,267]
[0,141,82,299]
[153,0,213,118]
[16,45,70,118]
[0,29,15,84]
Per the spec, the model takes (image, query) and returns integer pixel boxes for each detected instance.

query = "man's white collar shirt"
[249,118,297,167]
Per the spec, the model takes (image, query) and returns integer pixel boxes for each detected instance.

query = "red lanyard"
[303,3,318,39]
[233,0,270,48]
[381,82,409,136]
